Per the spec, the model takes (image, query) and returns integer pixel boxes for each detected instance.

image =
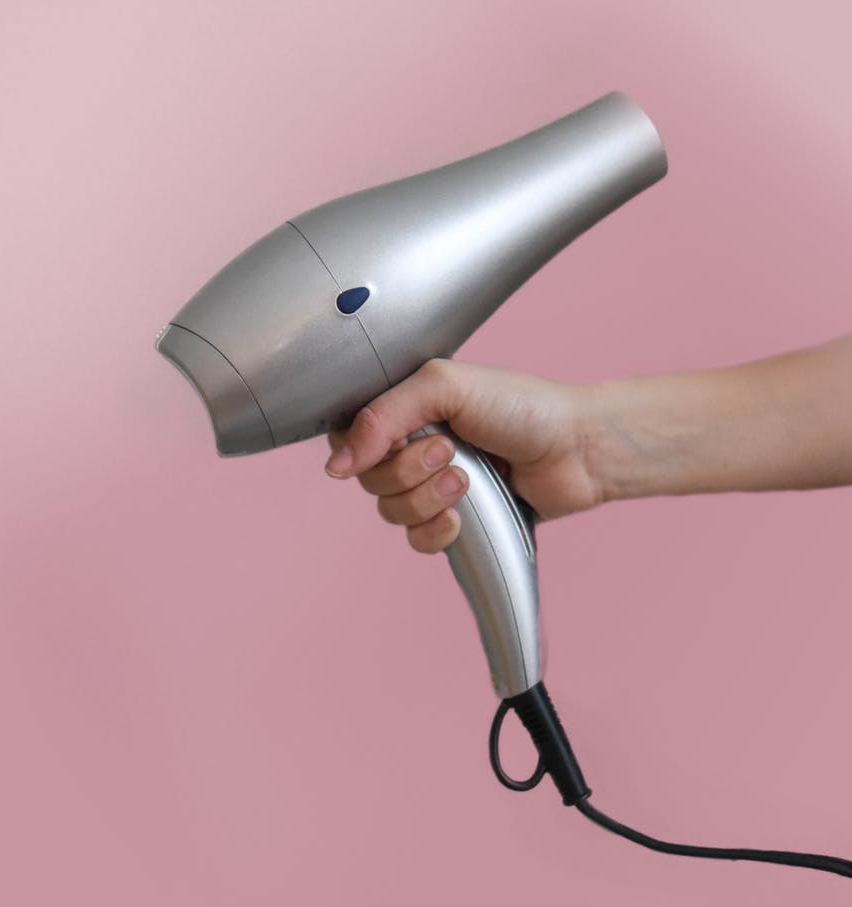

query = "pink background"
[2,1,851,904]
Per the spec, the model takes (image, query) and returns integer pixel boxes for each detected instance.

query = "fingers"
[324,359,464,477]
[377,464,469,526]
[357,435,454,495]
[327,430,465,554]
[406,508,461,554]
[322,359,481,555]
[328,429,408,465]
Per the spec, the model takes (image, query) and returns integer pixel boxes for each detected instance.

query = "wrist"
[567,336,852,507]
[576,375,693,503]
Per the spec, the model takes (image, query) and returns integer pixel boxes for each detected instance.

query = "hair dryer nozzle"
[156,324,274,456]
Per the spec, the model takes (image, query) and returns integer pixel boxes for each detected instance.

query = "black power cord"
[575,798,852,879]
[490,681,852,880]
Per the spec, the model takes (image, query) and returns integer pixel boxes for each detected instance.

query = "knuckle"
[407,509,459,554]
[386,454,409,485]
[376,496,399,525]
[385,445,423,491]
[353,402,383,437]
[328,429,346,449]
[442,509,461,545]
[419,358,452,385]
[416,359,464,415]
[406,525,439,555]
[357,472,378,494]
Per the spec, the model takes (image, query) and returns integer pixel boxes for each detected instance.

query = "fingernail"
[325,445,353,477]
[437,467,465,496]
[423,438,453,468]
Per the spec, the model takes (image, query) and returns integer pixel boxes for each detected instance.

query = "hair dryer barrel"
[292,90,668,386]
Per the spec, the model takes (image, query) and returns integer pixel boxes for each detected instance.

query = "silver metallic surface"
[294,92,667,386]
[158,223,389,449]
[157,91,667,697]
[418,424,541,698]
[156,324,274,455]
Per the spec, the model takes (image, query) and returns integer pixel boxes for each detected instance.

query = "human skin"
[324,333,852,554]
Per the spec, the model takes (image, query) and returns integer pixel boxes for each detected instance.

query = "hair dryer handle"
[417,423,543,698]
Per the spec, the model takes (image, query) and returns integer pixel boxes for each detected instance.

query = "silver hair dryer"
[157,90,665,701]
[156,93,852,881]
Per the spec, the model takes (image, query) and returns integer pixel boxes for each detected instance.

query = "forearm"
[584,334,852,501]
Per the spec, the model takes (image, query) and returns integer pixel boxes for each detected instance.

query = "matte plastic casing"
[157,91,667,698]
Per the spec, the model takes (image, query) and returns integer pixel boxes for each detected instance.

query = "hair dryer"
[157,90,664,699]
[157,92,852,880]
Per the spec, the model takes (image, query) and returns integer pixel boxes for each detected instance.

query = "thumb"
[325,359,466,477]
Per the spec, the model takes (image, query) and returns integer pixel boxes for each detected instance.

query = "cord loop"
[488,700,546,792]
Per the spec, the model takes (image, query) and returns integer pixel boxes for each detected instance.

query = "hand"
[324,359,603,553]
[324,334,852,554]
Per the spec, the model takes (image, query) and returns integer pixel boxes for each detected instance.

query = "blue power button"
[336,286,370,315]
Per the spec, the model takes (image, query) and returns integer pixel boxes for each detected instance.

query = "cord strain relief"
[506,681,591,806]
